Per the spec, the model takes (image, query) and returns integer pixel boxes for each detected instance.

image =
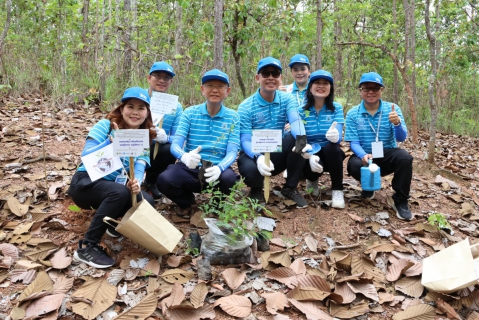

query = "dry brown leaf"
[24,242,58,261]
[7,197,29,216]
[114,293,157,320]
[13,222,34,235]
[161,282,185,313]
[190,210,208,228]
[10,269,36,284]
[265,267,297,288]
[167,255,193,268]
[0,243,19,260]
[305,235,318,253]
[214,295,252,318]
[139,259,160,276]
[261,292,289,315]
[379,292,395,304]
[395,276,424,298]
[9,307,25,320]
[287,284,331,301]
[386,259,415,282]
[391,304,435,320]
[329,300,369,319]
[167,304,216,320]
[270,238,288,248]
[25,293,65,318]
[124,268,140,281]
[52,274,74,294]
[50,248,72,269]
[288,299,333,320]
[364,243,414,254]
[351,255,386,283]
[291,274,331,292]
[48,181,65,201]
[222,268,246,290]
[346,282,379,302]
[403,262,423,277]
[269,250,291,267]
[190,282,208,308]
[348,213,365,222]
[468,311,479,320]
[330,252,352,272]
[290,258,306,276]
[107,269,125,286]
[437,298,461,319]
[161,269,195,284]
[71,278,117,320]
[15,260,43,270]
[334,282,356,304]
[18,271,53,302]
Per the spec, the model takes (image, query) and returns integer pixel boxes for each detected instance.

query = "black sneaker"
[361,190,375,199]
[392,199,413,221]
[280,187,308,208]
[145,181,162,201]
[248,188,265,203]
[106,227,121,238]
[73,240,115,268]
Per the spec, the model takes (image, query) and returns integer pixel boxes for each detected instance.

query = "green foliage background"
[1,0,478,136]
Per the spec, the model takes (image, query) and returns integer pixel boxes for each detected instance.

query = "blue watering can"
[361,159,381,191]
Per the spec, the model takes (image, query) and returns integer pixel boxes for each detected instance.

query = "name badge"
[115,172,128,185]
[371,141,384,158]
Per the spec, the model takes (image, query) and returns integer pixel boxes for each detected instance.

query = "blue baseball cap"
[310,70,334,84]
[257,57,282,73]
[359,72,384,87]
[121,87,150,105]
[288,54,310,68]
[149,61,175,77]
[202,69,230,86]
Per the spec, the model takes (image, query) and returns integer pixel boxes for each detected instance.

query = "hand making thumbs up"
[325,121,340,143]
[180,146,202,169]
[388,104,401,126]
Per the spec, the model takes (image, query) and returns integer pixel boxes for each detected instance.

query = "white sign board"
[81,144,123,182]
[251,129,283,153]
[150,91,179,121]
[112,129,150,157]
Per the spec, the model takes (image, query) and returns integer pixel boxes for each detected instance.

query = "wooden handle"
[264,153,270,203]
[129,156,137,206]
[153,117,164,159]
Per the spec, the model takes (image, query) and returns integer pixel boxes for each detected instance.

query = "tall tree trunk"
[124,0,132,80]
[315,0,323,69]
[333,0,342,96]
[403,0,417,110]
[213,0,224,70]
[229,7,246,98]
[0,0,12,82]
[174,2,184,70]
[81,0,90,70]
[392,0,399,103]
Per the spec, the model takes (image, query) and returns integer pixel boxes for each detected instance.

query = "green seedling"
[428,212,450,230]
[68,205,81,212]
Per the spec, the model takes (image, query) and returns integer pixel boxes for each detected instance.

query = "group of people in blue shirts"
[68,55,413,268]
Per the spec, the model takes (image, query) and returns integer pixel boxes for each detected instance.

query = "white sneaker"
[332,190,345,208]
[306,179,319,197]
[283,170,288,178]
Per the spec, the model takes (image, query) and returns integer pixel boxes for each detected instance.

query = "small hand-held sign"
[112,129,150,205]
[252,130,283,202]
[150,91,179,159]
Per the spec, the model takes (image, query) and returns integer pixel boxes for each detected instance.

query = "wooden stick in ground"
[264,152,270,203]
[129,157,137,206]
[153,117,164,159]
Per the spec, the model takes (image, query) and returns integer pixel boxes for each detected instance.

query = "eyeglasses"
[259,70,281,79]
[360,87,382,93]
[203,84,228,90]
[151,73,173,81]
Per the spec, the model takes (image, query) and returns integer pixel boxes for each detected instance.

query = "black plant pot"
[294,135,307,154]
[198,159,213,180]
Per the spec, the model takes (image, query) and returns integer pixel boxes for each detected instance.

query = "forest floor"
[1,93,479,320]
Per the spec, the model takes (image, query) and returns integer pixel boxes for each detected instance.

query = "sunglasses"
[360,87,382,93]
[259,70,281,79]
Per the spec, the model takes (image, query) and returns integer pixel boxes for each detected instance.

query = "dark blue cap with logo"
[202,69,230,86]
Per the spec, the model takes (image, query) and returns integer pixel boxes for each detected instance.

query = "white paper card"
[252,129,283,153]
[81,144,123,182]
[371,141,384,158]
[150,91,179,121]
[112,129,150,157]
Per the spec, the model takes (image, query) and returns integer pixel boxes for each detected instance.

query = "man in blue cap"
[280,54,311,107]
[144,61,184,200]
[237,57,308,208]
[345,72,413,220]
[157,69,240,217]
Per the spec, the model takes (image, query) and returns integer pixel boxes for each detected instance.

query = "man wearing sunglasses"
[345,72,413,220]
[237,57,308,208]
[144,61,184,200]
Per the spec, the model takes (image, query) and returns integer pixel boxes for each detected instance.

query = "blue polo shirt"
[238,89,303,158]
[286,82,308,107]
[161,102,183,143]
[174,103,240,166]
[299,102,345,149]
[77,119,150,181]
[345,100,407,155]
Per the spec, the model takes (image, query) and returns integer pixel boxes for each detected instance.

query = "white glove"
[325,121,339,143]
[204,166,221,183]
[309,155,323,173]
[153,127,168,144]
[180,146,202,169]
[293,144,313,159]
[256,155,274,177]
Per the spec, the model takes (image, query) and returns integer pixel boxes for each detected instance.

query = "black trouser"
[303,142,346,191]
[68,171,155,245]
[346,148,413,201]
[145,142,177,184]
[237,133,306,190]
[157,162,240,209]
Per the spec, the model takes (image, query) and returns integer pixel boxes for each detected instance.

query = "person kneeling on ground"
[344,72,413,220]
[298,70,346,208]
[69,87,156,268]
[157,69,240,217]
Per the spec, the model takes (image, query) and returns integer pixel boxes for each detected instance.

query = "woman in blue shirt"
[298,70,346,208]
[68,87,156,268]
